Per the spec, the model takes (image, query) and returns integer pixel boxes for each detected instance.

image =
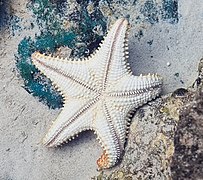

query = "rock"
[171,85,203,179]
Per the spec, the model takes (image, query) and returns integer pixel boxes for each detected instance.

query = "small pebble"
[167,62,171,66]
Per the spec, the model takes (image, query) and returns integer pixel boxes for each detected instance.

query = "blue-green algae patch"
[16,0,106,109]
[66,0,107,57]
[162,0,178,24]
[16,0,77,109]
[17,31,75,109]
[141,0,159,24]
[140,0,178,24]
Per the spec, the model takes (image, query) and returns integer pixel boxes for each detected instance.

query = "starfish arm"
[107,74,162,96]
[43,98,97,147]
[105,100,129,144]
[88,18,130,89]
[94,102,124,169]
[31,52,99,98]
[105,74,162,111]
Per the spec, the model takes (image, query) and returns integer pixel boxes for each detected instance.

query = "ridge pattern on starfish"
[31,18,163,169]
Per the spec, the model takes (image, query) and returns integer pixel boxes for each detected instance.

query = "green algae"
[141,0,159,24]
[141,0,178,24]
[17,31,75,109]
[10,15,23,35]
[16,0,76,109]
[16,0,106,109]
[68,0,106,57]
[162,0,178,23]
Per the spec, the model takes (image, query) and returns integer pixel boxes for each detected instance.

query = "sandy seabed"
[0,0,203,179]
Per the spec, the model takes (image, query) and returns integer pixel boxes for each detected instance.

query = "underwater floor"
[0,0,203,179]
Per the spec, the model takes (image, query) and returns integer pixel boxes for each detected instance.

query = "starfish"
[31,18,163,169]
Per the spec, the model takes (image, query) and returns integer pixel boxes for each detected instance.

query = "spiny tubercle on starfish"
[31,18,163,169]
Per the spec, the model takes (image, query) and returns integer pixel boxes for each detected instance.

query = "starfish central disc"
[31,18,163,169]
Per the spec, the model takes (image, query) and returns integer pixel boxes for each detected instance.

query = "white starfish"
[31,18,162,169]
